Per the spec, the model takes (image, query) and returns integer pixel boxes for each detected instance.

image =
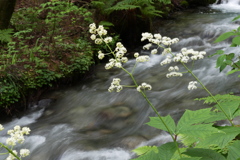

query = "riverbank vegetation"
[0,0,216,115]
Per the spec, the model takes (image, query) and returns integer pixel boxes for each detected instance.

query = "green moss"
[180,0,189,7]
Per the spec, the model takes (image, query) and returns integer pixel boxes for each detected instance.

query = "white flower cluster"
[108,78,123,92]
[166,66,183,78]
[188,81,198,90]
[0,124,31,160]
[173,48,207,63]
[137,83,152,92]
[141,32,179,48]
[89,24,128,69]
[134,53,150,63]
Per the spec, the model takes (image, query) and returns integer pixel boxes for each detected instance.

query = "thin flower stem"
[122,67,182,158]
[181,63,234,126]
[0,143,21,160]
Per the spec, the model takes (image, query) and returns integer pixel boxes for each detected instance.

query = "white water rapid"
[211,0,240,12]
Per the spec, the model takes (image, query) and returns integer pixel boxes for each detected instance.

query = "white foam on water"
[60,148,131,160]
[211,0,240,13]
[1,109,44,135]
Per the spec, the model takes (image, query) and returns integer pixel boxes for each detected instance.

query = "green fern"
[0,29,13,43]
[195,94,240,104]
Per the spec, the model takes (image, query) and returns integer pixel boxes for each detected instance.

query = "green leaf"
[132,146,157,156]
[177,109,213,127]
[146,115,176,134]
[214,32,235,43]
[132,142,177,160]
[232,37,240,45]
[196,126,240,148]
[214,101,240,119]
[227,140,240,160]
[216,55,226,68]
[227,69,240,75]
[183,148,226,160]
[226,53,235,60]
[178,158,201,160]
[208,50,224,58]
[232,15,240,21]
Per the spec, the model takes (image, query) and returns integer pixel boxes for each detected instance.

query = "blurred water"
[1,1,240,160]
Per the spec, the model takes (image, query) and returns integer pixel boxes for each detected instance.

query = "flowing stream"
[1,1,240,160]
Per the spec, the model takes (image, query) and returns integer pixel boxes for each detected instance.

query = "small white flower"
[141,32,153,41]
[115,62,122,68]
[188,81,198,90]
[151,49,158,54]
[104,37,113,43]
[137,83,152,92]
[20,149,30,157]
[6,137,16,146]
[90,34,96,40]
[154,33,162,40]
[95,38,102,45]
[134,52,139,58]
[160,56,172,66]
[136,55,150,62]
[121,57,128,63]
[143,43,152,50]
[162,48,171,55]
[98,53,105,60]
[0,124,4,131]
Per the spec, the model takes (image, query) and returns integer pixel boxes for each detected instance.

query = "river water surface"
[1,1,240,160]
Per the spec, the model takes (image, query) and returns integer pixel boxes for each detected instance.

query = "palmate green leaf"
[196,126,240,148]
[146,115,176,134]
[227,140,240,160]
[214,101,240,119]
[183,148,226,160]
[132,142,177,160]
[132,146,157,156]
[232,36,240,45]
[214,31,236,43]
[177,109,214,127]
[176,109,220,146]
[178,158,201,160]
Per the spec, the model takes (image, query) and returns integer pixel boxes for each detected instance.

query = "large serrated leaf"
[214,101,240,119]
[146,115,176,134]
[227,140,240,160]
[132,146,157,156]
[178,158,201,160]
[214,32,235,43]
[183,148,226,160]
[132,142,177,160]
[196,126,240,148]
[177,109,214,127]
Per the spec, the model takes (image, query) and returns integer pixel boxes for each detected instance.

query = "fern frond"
[0,29,13,43]
[195,94,240,104]
[140,5,163,17]
[105,4,140,14]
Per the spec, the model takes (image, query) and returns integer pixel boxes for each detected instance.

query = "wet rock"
[98,106,133,120]
[38,99,55,108]
[120,135,147,149]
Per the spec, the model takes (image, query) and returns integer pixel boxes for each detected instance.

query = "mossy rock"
[180,0,189,8]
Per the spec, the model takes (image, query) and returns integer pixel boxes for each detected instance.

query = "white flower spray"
[0,125,31,160]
